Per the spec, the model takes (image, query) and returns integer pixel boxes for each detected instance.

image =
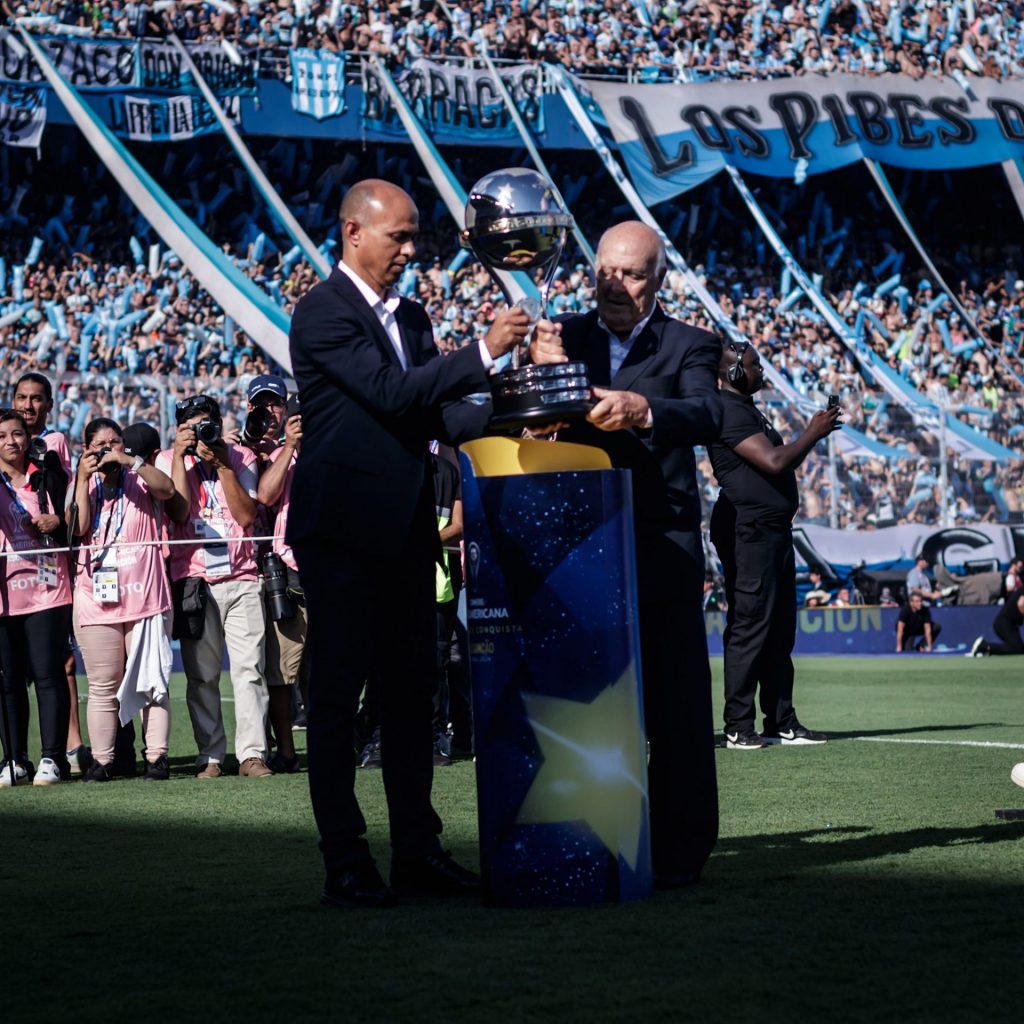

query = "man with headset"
[709,340,840,750]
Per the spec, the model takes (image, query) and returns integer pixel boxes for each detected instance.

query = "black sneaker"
[433,732,452,767]
[143,755,170,782]
[83,761,115,783]
[725,730,765,750]
[765,723,828,745]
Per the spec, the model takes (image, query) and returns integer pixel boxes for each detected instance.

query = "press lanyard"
[195,460,221,516]
[0,472,31,521]
[91,471,126,566]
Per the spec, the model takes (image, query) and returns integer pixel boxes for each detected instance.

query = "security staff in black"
[709,341,840,750]
[972,588,1024,656]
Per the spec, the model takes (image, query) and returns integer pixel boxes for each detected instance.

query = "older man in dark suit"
[288,179,529,908]
[530,221,722,886]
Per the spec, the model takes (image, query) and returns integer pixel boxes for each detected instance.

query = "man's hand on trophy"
[587,387,652,432]
[484,307,532,359]
[528,319,568,365]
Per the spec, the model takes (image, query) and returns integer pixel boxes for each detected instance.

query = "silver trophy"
[461,168,593,430]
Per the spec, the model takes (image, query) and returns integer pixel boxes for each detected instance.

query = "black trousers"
[433,597,458,736]
[640,592,719,880]
[711,513,798,735]
[899,623,942,651]
[987,615,1022,655]
[0,604,73,767]
[294,532,441,874]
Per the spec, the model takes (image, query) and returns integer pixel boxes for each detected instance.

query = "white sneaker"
[67,745,93,776]
[1012,763,1024,790]
[0,761,31,787]
[33,758,62,786]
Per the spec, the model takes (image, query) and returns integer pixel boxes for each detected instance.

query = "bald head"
[594,221,667,337]
[338,179,419,297]
[339,179,416,227]
[596,222,667,278]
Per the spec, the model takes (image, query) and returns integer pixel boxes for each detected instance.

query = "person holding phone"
[709,345,841,750]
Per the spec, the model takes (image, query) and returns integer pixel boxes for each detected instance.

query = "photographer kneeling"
[157,395,271,779]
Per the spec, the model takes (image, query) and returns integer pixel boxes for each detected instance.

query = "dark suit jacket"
[286,268,490,552]
[553,306,722,600]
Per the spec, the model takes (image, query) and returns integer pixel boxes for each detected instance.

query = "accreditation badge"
[93,568,120,604]
[194,517,230,577]
[36,554,59,588]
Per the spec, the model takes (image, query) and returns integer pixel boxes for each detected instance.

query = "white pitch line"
[853,736,1024,750]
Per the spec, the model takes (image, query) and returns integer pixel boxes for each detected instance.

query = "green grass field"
[3,657,1023,1022]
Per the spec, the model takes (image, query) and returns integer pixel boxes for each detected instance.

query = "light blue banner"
[363,58,544,142]
[586,74,1024,204]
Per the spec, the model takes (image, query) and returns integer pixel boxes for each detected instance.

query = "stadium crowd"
[10,0,1024,82]
[3,130,1024,526]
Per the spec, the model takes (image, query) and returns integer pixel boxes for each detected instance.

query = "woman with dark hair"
[0,409,73,786]
[71,418,176,782]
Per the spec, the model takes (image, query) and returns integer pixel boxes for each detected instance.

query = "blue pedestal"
[459,452,653,907]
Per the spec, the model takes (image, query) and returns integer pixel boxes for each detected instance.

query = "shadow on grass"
[826,721,1023,739]
[3,807,1023,1022]
[716,821,1024,868]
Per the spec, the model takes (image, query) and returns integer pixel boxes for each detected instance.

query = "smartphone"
[827,394,839,410]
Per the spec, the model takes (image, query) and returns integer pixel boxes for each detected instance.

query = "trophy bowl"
[461,168,594,430]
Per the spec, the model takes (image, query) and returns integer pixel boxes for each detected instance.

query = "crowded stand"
[10,1,1024,82]
[3,131,1023,527]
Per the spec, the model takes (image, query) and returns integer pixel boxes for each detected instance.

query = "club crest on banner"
[290,48,346,121]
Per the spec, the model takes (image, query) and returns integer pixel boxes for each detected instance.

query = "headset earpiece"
[726,342,749,386]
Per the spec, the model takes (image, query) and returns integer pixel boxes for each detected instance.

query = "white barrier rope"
[0,535,279,560]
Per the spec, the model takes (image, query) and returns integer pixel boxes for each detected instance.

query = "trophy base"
[489,361,593,431]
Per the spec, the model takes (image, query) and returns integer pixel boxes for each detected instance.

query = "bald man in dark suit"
[530,221,722,886]
[288,179,530,908]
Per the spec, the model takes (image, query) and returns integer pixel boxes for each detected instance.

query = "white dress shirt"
[598,306,657,428]
[338,260,407,369]
[599,306,656,378]
[338,260,495,372]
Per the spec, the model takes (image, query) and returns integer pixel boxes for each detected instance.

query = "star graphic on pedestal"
[516,669,648,870]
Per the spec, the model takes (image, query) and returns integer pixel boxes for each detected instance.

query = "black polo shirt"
[897,604,933,634]
[709,391,799,527]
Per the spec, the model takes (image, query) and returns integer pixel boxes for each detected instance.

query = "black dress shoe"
[654,870,700,890]
[321,862,397,909]
[390,850,481,897]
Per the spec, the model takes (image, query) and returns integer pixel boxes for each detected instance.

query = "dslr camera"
[95,447,121,477]
[176,395,222,454]
[262,552,294,621]
[242,406,273,445]
[26,436,49,469]
[193,419,222,447]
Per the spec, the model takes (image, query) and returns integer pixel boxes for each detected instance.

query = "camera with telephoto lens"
[262,552,294,621]
[242,407,273,445]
